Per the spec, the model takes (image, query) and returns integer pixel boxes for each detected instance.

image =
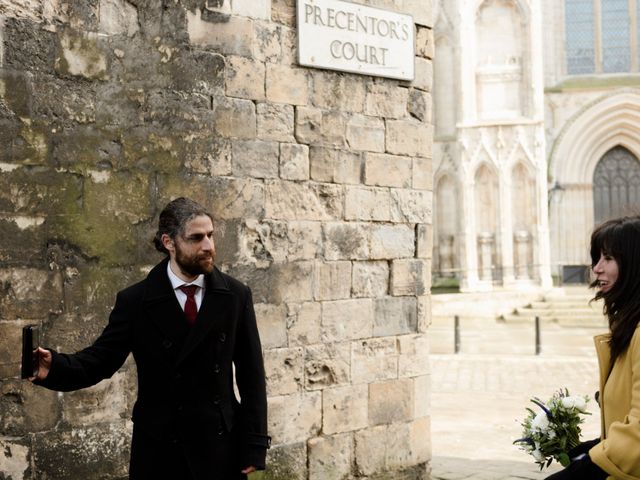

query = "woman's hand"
[28,347,52,382]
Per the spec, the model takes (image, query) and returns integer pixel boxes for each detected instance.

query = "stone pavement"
[429,323,605,480]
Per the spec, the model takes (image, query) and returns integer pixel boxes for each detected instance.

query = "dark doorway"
[593,146,640,224]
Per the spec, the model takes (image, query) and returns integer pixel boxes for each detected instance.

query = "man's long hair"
[153,197,213,255]
[590,215,640,366]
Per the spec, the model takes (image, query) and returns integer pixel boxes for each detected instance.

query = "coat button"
[213,395,220,405]
[162,339,172,349]
[213,364,220,373]
[217,428,224,436]
[218,333,226,342]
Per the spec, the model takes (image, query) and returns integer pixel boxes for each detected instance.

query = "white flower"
[547,429,557,440]
[531,411,550,433]
[561,396,587,411]
[532,449,545,462]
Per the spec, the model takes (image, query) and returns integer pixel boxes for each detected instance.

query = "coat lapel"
[143,259,190,346]
[176,267,233,367]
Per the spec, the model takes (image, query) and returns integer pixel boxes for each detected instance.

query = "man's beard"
[175,248,215,277]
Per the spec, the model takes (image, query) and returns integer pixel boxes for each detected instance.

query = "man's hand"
[241,466,256,475]
[28,347,52,382]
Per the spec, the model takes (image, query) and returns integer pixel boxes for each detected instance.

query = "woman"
[546,215,640,479]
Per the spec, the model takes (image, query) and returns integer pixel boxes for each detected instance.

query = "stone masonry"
[0,0,433,478]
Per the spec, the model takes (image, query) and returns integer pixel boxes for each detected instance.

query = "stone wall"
[0,0,433,478]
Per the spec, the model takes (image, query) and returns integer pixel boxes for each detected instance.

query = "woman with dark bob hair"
[546,215,640,480]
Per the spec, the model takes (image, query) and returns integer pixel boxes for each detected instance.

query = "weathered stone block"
[186,9,254,56]
[295,107,347,147]
[52,126,122,170]
[239,220,322,264]
[0,269,63,320]
[55,30,108,80]
[374,296,418,336]
[346,114,385,152]
[351,338,398,384]
[309,147,362,185]
[0,378,60,435]
[409,416,432,465]
[412,57,433,92]
[264,347,304,396]
[225,55,266,101]
[352,261,389,298]
[267,64,309,105]
[365,84,409,119]
[62,371,132,426]
[31,75,97,127]
[408,89,432,123]
[272,0,296,27]
[0,437,30,480]
[323,222,370,261]
[322,299,373,343]
[355,423,412,475]
[279,25,298,65]
[257,103,295,142]
[391,259,429,296]
[227,261,315,304]
[32,422,131,480]
[398,334,430,378]
[254,20,283,62]
[213,96,257,139]
[391,189,433,224]
[413,157,433,190]
[232,139,280,179]
[184,135,232,176]
[304,342,350,390]
[98,0,139,36]
[416,26,434,59]
[416,224,433,259]
[255,302,288,349]
[264,442,308,480]
[172,50,226,95]
[268,392,322,444]
[345,186,391,222]
[3,18,57,74]
[0,217,47,268]
[364,152,413,188]
[370,224,415,259]
[322,384,368,434]
[279,143,309,181]
[310,70,367,113]
[369,378,414,425]
[265,180,343,221]
[386,120,432,157]
[0,70,32,118]
[315,261,352,301]
[413,374,430,418]
[308,433,353,480]
[287,301,322,347]
[404,0,433,27]
[417,295,431,334]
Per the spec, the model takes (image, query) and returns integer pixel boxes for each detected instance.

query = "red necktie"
[179,285,198,325]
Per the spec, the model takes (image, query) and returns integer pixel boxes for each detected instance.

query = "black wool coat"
[37,259,270,479]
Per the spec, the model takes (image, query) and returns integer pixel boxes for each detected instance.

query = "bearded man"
[30,197,270,479]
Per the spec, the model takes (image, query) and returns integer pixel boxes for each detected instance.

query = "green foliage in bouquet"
[514,388,590,470]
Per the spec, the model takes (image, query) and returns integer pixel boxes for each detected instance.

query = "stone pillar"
[514,229,532,280]
[477,232,494,282]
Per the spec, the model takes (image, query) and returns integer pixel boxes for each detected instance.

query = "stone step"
[499,313,607,327]
[512,307,604,318]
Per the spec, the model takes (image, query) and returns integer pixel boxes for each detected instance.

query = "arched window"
[593,146,640,224]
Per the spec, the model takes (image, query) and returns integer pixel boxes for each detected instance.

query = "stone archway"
[593,146,640,224]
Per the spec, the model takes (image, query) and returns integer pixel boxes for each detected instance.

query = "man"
[30,197,270,479]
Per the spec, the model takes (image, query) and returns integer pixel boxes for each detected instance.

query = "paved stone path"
[429,325,605,480]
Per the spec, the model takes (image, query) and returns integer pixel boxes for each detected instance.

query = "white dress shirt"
[167,262,205,311]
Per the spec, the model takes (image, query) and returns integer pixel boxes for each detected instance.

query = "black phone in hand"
[21,325,40,379]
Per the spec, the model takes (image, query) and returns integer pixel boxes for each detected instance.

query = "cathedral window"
[565,0,637,75]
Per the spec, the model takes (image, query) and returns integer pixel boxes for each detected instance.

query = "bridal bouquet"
[514,389,590,469]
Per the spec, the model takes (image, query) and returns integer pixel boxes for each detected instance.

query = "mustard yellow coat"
[589,327,640,480]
